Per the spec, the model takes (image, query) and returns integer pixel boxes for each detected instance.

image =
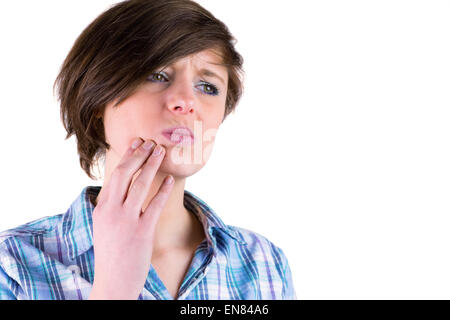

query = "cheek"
[202,125,219,144]
[195,117,221,144]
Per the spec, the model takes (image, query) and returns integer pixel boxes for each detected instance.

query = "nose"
[164,79,195,115]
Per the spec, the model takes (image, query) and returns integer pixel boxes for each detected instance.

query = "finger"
[140,175,174,230]
[123,144,166,214]
[107,138,156,206]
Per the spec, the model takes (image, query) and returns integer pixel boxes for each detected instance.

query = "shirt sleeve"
[0,265,17,300]
[279,247,297,300]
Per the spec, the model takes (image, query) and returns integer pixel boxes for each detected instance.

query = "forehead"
[172,48,225,69]
[166,48,228,85]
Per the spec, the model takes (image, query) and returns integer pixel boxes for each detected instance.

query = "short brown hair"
[53,0,245,180]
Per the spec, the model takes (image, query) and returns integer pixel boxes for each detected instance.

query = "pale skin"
[88,48,229,300]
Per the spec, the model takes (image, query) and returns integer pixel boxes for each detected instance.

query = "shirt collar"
[62,186,246,261]
[183,189,248,253]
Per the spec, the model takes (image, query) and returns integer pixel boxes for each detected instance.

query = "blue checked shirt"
[0,186,296,300]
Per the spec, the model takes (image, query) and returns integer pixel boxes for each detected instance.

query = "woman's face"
[102,48,229,180]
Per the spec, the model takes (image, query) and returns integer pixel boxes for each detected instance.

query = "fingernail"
[131,138,143,149]
[143,140,155,150]
[165,175,174,185]
[153,144,164,156]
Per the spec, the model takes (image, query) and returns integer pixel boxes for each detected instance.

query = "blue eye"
[198,81,220,96]
[148,72,220,96]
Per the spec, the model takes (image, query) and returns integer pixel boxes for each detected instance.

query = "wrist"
[89,282,139,300]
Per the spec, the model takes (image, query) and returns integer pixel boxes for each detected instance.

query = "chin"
[160,150,205,177]
[159,161,204,179]
[160,141,214,177]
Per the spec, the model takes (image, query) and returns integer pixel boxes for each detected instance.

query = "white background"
[0,0,449,299]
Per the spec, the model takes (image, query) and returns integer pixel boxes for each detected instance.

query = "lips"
[162,126,194,145]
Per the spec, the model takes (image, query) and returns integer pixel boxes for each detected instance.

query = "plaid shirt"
[0,186,296,300]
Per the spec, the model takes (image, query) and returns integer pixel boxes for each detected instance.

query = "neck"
[146,176,205,254]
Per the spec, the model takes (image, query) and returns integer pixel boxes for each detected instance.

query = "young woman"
[0,0,296,300]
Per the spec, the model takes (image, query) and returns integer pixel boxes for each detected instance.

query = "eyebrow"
[198,68,226,86]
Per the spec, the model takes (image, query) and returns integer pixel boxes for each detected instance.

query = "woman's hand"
[88,138,174,300]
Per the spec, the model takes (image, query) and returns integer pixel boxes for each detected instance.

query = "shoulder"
[0,214,62,251]
[222,225,297,299]
[0,214,62,294]
[0,214,69,300]
[226,224,290,269]
[228,225,284,251]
